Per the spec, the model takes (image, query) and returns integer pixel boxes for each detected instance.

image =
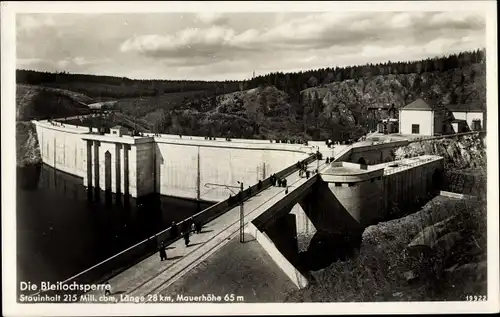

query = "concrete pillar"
[93,140,100,191]
[86,140,92,188]
[115,143,122,195]
[123,144,130,196]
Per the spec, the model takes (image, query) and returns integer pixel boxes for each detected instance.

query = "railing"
[332,145,353,162]
[36,153,318,295]
[407,130,485,144]
[383,156,440,176]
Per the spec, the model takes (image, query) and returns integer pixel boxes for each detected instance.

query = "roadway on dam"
[84,145,349,302]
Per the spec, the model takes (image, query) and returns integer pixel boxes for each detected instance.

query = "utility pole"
[316,146,320,171]
[239,181,244,243]
[196,146,201,212]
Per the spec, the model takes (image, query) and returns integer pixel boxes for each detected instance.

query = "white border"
[2,1,499,316]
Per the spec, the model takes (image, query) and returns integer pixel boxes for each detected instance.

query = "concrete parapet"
[439,190,477,200]
[321,161,384,183]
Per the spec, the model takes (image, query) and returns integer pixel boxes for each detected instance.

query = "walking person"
[183,231,190,247]
[190,220,196,234]
[159,242,167,261]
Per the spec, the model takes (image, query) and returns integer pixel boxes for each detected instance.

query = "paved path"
[86,159,332,301]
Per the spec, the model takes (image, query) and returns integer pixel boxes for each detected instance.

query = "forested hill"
[16,70,242,100]
[245,49,486,98]
[16,49,486,141]
[17,49,485,101]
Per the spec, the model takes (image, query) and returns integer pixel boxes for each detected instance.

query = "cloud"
[15,12,486,81]
[120,11,485,70]
[196,12,229,25]
[17,14,55,32]
[120,26,244,61]
[17,56,110,73]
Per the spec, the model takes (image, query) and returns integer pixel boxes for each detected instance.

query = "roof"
[401,99,438,111]
[445,104,484,112]
[111,125,128,130]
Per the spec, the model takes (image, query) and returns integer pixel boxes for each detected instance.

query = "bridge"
[30,118,446,300]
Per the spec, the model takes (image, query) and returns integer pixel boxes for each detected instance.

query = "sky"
[16,10,486,81]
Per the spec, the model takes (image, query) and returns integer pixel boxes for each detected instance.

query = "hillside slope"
[151,63,485,141]
[16,84,95,167]
[16,84,94,121]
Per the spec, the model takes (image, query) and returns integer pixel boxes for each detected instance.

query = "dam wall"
[32,120,311,201]
[33,121,89,178]
[155,140,308,201]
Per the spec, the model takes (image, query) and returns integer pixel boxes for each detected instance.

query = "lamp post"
[316,146,320,172]
[204,181,245,243]
[237,181,244,243]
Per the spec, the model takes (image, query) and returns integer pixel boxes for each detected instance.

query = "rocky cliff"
[16,122,41,167]
[298,63,485,139]
[160,63,485,141]
[395,134,486,170]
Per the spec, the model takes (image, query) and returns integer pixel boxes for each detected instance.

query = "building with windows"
[399,99,485,136]
[110,125,129,137]
[445,104,484,132]
[399,99,447,136]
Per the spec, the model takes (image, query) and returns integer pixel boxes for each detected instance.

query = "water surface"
[16,164,212,287]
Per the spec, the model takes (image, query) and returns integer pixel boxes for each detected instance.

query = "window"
[411,124,420,134]
[472,120,482,131]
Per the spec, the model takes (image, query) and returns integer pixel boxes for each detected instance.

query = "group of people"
[297,161,311,179]
[204,136,217,140]
[47,120,64,127]
[325,157,335,164]
[270,173,287,188]
[269,139,309,145]
[158,217,203,261]
[326,139,354,147]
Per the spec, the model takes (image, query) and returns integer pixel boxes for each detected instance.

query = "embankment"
[286,194,486,302]
[16,122,41,167]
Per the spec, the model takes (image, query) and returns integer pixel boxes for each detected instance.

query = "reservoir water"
[16,164,212,287]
